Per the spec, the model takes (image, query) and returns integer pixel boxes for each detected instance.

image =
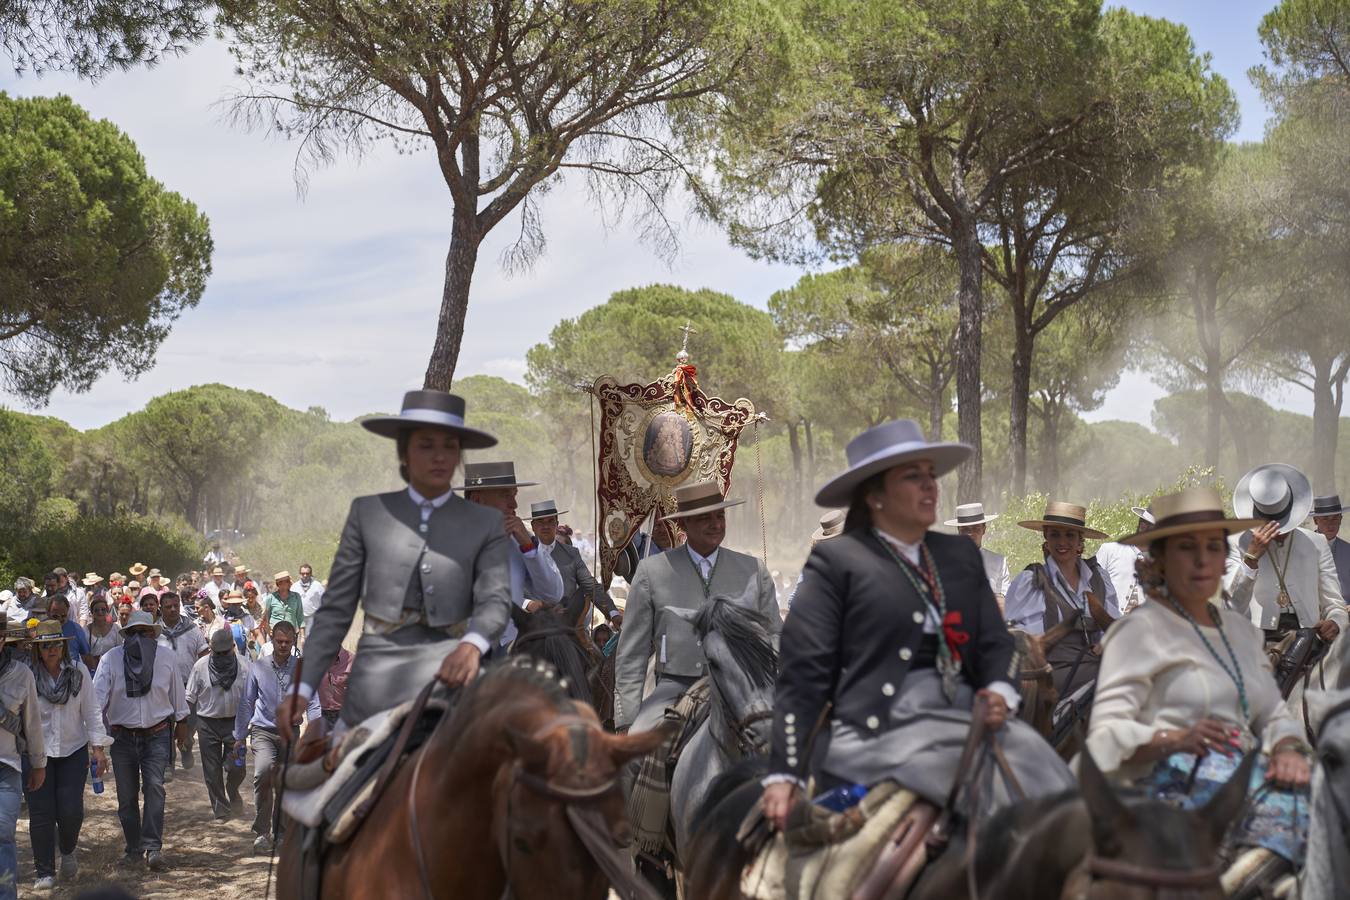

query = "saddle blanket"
[742,782,918,900]
[281,695,448,831]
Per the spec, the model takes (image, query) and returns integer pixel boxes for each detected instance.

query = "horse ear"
[1198,751,1254,847]
[505,727,552,769]
[605,722,676,766]
[1078,749,1129,856]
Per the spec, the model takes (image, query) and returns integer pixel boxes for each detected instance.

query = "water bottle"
[232,744,246,768]
[90,759,103,795]
[812,782,868,812]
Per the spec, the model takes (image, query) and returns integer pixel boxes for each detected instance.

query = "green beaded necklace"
[1164,593,1249,720]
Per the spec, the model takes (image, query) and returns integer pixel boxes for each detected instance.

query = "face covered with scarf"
[123,624,159,698]
[207,627,239,690]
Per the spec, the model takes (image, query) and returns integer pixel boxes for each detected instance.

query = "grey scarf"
[123,633,158,698]
[35,659,82,705]
[208,648,239,690]
[160,615,195,649]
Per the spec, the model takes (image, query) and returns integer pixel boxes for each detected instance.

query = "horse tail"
[683,758,770,900]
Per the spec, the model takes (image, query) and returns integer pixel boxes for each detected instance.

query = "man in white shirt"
[203,567,226,611]
[295,563,325,638]
[458,462,563,647]
[1226,464,1347,643]
[0,614,45,895]
[1311,493,1350,602]
[186,629,248,821]
[1094,505,1154,614]
[92,612,190,872]
[944,502,1011,612]
[157,593,208,774]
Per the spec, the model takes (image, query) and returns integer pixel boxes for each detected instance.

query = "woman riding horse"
[276,390,513,735]
[1087,486,1312,868]
[762,420,1074,831]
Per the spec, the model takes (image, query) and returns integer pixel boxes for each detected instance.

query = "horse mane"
[694,596,778,688]
[476,655,576,710]
[510,604,597,704]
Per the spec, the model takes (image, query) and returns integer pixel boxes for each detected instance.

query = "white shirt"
[93,644,190,729]
[296,577,325,620]
[0,662,44,772]
[185,652,249,719]
[686,545,720,581]
[980,547,1011,598]
[157,619,208,686]
[1096,541,1145,612]
[1005,556,1121,635]
[32,663,109,758]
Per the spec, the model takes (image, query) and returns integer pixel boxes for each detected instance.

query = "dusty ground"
[15,749,274,899]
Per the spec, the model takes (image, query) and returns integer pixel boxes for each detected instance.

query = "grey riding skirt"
[822,669,1074,818]
[340,622,460,726]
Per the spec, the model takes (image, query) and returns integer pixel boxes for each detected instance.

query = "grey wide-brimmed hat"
[1130,506,1156,525]
[660,480,745,521]
[526,500,568,521]
[122,610,162,637]
[815,419,971,509]
[1312,494,1349,518]
[811,509,846,542]
[944,502,998,528]
[1234,463,1313,535]
[454,461,538,492]
[360,390,498,448]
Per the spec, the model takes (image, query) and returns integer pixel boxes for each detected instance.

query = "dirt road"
[16,753,273,899]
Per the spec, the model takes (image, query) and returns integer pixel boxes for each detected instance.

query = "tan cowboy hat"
[273,571,292,583]
[361,389,498,448]
[811,509,846,542]
[944,502,998,528]
[660,480,745,521]
[29,619,73,646]
[128,563,148,577]
[1018,501,1110,541]
[815,419,971,509]
[220,590,246,605]
[81,572,103,587]
[1233,463,1313,536]
[109,572,126,583]
[1122,487,1263,546]
[233,565,249,576]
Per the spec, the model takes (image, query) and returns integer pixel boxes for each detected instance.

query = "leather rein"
[1081,853,1223,892]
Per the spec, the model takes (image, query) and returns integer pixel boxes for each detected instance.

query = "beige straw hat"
[1017,501,1109,541]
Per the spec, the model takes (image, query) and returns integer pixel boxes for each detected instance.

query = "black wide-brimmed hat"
[360,390,498,449]
[454,461,538,492]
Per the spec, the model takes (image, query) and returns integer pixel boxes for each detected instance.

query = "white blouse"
[34,663,110,759]
[1087,599,1302,780]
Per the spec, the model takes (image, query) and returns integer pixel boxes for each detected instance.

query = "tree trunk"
[1311,351,1338,488]
[927,363,944,441]
[804,418,816,489]
[1219,393,1251,474]
[1009,315,1034,497]
[952,217,984,501]
[787,421,803,537]
[423,209,483,390]
[1204,370,1224,470]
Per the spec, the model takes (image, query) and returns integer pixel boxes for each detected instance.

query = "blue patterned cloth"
[1138,751,1308,865]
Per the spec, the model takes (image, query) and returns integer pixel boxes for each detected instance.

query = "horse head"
[509,592,599,707]
[1070,749,1254,899]
[694,590,778,757]
[1010,627,1058,736]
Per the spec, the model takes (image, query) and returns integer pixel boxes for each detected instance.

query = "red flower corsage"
[942,611,970,660]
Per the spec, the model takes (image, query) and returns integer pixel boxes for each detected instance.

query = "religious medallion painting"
[590,329,756,585]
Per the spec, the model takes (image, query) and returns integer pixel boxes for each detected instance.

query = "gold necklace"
[1272,538,1294,608]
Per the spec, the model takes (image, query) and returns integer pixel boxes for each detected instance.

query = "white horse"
[1285,632,1350,745]
[1301,675,1350,899]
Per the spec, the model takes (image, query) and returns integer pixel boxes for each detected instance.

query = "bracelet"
[1242,552,1260,566]
[1274,739,1314,759]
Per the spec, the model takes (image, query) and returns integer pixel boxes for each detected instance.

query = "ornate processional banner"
[591,353,756,586]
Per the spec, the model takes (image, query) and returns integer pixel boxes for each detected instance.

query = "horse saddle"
[1271,628,1327,698]
[280,687,450,845]
[740,782,937,900]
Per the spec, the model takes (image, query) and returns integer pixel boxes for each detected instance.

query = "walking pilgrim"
[23,620,108,891]
[1088,487,1312,869]
[1004,501,1120,696]
[458,461,564,646]
[613,479,781,734]
[186,629,249,821]
[1310,492,1350,601]
[157,590,207,773]
[762,420,1073,832]
[276,390,512,738]
[1224,464,1347,643]
[91,610,190,871]
[234,621,318,853]
[0,612,44,900]
[944,502,1010,611]
[526,499,624,626]
[1094,505,1156,613]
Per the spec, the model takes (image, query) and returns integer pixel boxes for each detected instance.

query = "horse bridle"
[706,674,773,758]
[1079,853,1224,893]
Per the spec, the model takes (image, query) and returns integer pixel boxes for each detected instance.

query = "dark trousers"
[180,701,197,762]
[250,725,286,838]
[22,746,88,878]
[110,726,171,855]
[196,716,245,817]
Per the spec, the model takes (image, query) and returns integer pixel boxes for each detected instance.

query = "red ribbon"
[942,611,969,661]
[673,364,698,411]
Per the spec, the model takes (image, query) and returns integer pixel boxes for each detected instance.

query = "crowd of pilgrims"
[0,560,342,895]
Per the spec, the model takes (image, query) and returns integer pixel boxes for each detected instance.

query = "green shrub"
[0,514,201,587]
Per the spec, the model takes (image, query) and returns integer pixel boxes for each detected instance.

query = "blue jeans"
[110,726,171,855]
[23,746,89,878]
[0,764,21,899]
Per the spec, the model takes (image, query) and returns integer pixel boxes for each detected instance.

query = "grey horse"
[668,595,777,866]
[1301,676,1350,899]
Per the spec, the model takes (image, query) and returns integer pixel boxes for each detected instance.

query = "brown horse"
[511,586,609,714]
[276,657,667,900]
[1014,617,1091,760]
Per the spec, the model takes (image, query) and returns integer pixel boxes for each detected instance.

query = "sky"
[1,0,1313,431]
